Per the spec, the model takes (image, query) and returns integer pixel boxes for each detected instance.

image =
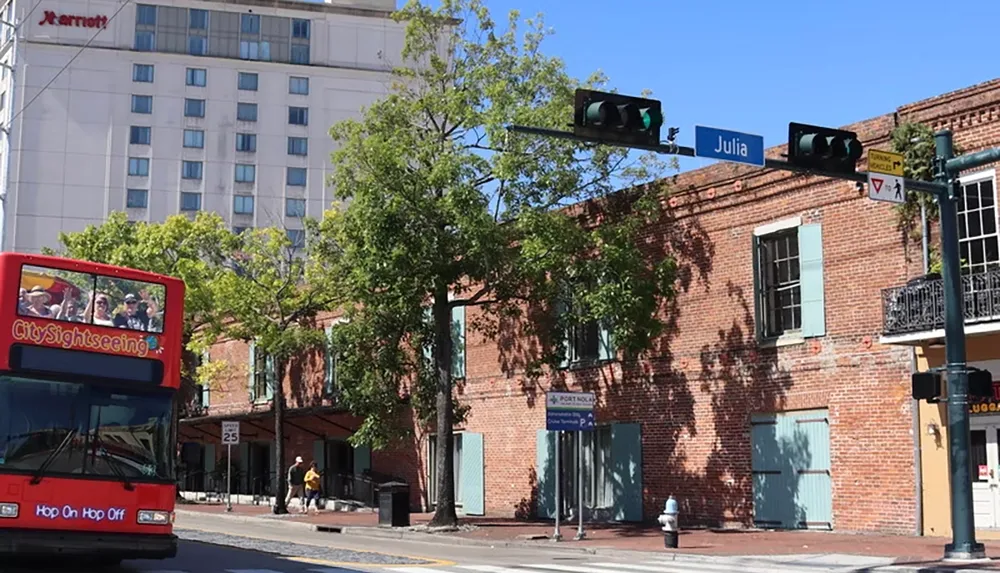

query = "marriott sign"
[38,11,108,29]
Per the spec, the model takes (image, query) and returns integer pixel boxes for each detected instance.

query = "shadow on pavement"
[0,540,376,573]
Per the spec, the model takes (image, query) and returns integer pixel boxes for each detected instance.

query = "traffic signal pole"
[509,99,1000,559]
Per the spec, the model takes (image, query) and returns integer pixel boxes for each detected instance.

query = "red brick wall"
[191,78,1000,534]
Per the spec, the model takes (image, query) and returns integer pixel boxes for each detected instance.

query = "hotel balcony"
[881,270,1000,345]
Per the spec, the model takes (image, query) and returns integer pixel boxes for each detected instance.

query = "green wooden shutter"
[459,432,484,515]
[611,422,643,522]
[353,444,371,474]
[247,341,256,401]
[204,443,216,482]
[264,354,275,400]
[238,443,249,476]
[798,223,826,338]
[451,305,466,379]
[312,440,326,471]
[324,325,335,394]
[535,429,556,518]
[598,320,614,361]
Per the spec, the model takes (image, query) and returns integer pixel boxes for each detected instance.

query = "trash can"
[378,481,410,527]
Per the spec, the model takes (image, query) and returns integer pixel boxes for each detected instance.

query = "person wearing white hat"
[286,456,307,512]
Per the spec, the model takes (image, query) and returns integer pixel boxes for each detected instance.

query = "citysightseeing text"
[11,319,151,357]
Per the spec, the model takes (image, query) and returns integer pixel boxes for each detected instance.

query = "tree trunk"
[429,287,458,528]
[273,358,288,514]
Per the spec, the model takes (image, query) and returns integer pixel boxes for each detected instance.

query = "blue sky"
[428,0,1000,174]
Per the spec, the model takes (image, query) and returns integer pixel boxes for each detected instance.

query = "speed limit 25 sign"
[221,421,240,445]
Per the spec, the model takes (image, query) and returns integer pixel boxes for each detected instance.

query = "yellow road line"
[289,556,457,568]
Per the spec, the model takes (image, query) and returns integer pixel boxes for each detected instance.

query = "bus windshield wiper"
[29,428,78,485]
[92,433,135,491]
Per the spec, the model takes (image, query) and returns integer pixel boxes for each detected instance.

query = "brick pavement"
[177,502,1000,568]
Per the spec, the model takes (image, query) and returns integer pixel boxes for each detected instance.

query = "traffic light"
[787,122,863,174]
[912,371,942,401]
[970,367,995,400]
[573,89,663,147]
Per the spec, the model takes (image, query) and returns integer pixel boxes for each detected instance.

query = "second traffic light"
[787,122,863,175]
[573,89,663,147]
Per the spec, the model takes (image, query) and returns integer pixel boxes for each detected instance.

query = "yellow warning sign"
[868,149,905,177]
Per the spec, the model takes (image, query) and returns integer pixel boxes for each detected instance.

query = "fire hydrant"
[657,495,679,548]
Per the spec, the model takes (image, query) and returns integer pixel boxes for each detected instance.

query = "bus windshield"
[0,376,173,481]
[18,264,166,333]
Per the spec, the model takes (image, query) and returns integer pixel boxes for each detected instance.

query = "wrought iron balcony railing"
[882,269,1000,337]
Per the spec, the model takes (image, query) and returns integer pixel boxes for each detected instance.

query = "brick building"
[179,77,1000,535]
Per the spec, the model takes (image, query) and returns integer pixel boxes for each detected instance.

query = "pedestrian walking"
[286,456,306,512]
[304,461,322,514]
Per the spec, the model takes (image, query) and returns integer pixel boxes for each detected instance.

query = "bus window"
[18,265,166,334]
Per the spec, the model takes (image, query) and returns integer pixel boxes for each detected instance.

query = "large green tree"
[317,0,677,527]
[210,226,338,514]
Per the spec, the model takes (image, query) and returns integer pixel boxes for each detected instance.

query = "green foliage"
[210,226,338,362]
[890,122,940,242]
[317,0,677,502]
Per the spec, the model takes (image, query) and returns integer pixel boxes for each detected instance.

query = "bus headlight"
[137,510,172,525]
[0,503,18,518]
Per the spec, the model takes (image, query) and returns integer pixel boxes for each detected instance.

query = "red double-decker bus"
[0,253,184,565]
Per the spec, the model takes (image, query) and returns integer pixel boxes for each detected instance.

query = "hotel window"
[286,229,305,249]
[235,164,256,184]
[182,161,203,180]
[288,107,308,126]
[134,31,155,51]
[234,195,254,215]
[186,68,207,87]
[241,14,260,34]
[136,5,156,26]
[240,41,270,61]
[132,64,154,83]
[287,137,308,156]
[237,103,258,122]
[289,77,309,95]
[285,198,306,218]
[189,9,208,30]
[180,192,202,212]
[126,189,148,209]
[129,126,151,145]
[188,36,207,56]
[238,72,258,91]
[292,19,310,40]
[183,129,204,149]
[290,45,309,65]
[184,99,205,118]
[128,158,149,177]
[236,133,257,153]
[131,95,152,114]
[286,167,307,187]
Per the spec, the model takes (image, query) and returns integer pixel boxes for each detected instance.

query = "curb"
[173,510,989,573]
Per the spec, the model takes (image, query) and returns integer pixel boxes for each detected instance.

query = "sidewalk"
[176,502,1000,570]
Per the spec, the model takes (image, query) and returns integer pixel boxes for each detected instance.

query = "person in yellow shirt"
[304,461,322,514]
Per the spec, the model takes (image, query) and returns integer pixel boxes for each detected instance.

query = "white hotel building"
[0,0,405,253]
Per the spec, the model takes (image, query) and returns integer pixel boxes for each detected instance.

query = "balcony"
[881,269,1000,343]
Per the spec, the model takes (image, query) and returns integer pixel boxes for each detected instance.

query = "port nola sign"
[546,391,596,431]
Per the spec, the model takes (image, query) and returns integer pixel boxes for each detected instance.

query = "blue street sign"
[694,125,766,167]
[545,391,595,432]
[546,410,595,432]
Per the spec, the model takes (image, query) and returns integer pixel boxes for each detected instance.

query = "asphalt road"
[0,511,900,573]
